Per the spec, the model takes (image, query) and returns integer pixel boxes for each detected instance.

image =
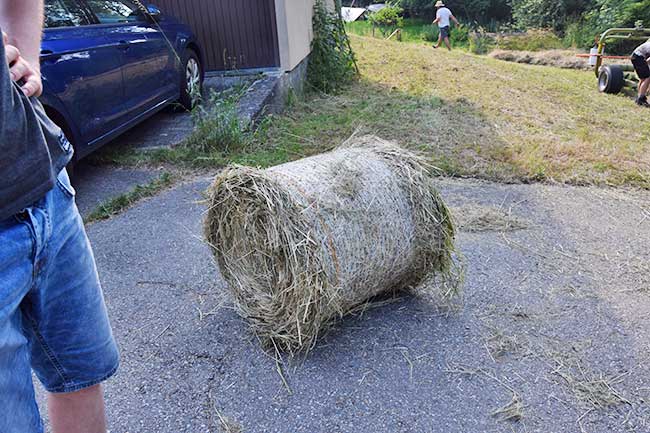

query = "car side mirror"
[146,4,162,17]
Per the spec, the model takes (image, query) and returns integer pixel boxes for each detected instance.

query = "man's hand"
[3,31,42,97]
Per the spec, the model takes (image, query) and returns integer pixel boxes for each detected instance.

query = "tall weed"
[184,90,249,153]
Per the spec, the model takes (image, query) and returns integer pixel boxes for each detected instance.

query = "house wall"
[274,0,335,71]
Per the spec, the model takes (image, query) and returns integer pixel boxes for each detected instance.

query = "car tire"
[598,65,625,94]
[179,49,203,110]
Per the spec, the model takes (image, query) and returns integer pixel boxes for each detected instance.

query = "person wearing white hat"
[432,1,460,50]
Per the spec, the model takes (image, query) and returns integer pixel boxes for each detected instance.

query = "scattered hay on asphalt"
[552,360,631,410]
[489,49,591,70]
[204,135,461,354]
[492,392,524,422]
[453,204,528,233]
[445,362,525,423]
[217,413,243,433]
[485,326,527,360]
[541,341,632,412]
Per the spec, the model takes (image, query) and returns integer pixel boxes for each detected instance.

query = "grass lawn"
[97,35,650,189]
[259,35,650,188]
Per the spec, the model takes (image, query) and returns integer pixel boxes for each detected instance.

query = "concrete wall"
[274,0,335,72]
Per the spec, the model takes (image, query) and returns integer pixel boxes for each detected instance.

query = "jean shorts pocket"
[56,168,76,198]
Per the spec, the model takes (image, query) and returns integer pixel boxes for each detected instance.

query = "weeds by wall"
[184,90,249,153]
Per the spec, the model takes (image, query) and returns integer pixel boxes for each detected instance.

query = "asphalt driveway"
[35,174,650,433]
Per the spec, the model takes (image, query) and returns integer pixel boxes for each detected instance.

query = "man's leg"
[444,36,452,50]
[22,169,118,432]
[48,385,107,433]
[0,304,44,433]
[640,77,650,97]
[0,215,45,433]
[638,77,645,98]
[636,77,650,105]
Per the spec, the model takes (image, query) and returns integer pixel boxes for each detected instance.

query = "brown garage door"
[155,0,280,71]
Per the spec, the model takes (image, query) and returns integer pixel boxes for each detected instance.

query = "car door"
[83,0,177,117]
[41,0,126,149]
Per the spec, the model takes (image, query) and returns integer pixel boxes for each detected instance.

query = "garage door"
[154,0,280,71]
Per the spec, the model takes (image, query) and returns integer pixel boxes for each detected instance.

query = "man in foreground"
[432,0,460,51]
[0,1,119,432]
[631,38,650,106]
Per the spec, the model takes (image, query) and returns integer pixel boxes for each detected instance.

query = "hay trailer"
[593,24,650,94]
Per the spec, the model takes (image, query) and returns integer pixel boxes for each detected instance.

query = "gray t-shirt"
[0,33,72,220]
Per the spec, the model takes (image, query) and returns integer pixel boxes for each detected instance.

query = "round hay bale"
[204,136,458,353]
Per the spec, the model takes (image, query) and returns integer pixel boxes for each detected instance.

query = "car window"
[44,0,91,28]
[84,0,144,24]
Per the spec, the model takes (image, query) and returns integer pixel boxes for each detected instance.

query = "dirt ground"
[32,173,650,433]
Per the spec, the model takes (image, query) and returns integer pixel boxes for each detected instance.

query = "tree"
[511,0,569,30]
[450,0,512,25]
[510,0,604,31]
[398,0,435,17]
[368,4,405,35]
[596,0,650,28]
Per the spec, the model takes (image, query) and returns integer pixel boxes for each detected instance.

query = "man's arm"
[451,15,460,26]
[0,0,44,96]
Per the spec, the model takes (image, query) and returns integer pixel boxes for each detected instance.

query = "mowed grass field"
[260,35,650,188]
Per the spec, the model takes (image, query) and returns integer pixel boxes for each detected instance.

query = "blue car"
[40,0,204,160]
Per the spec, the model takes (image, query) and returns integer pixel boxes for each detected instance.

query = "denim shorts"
[0,169,119,433]
[632,53,650,80]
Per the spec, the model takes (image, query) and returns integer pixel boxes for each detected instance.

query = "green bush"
[418,22,468,45]
[451,25,470,45]
[469,31,494,54]
[496,29,564,51]
[421,24,439,42]
[563,21,599,49]
[368,4,404,36]
[308,0,357,93]
[567,0,650,52]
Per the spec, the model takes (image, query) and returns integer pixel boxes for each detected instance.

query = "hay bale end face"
[204,136,458,353]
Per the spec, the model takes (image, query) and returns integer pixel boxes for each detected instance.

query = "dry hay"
[453,204,528,233]
[489,49,591,71]
[204,135,459,353]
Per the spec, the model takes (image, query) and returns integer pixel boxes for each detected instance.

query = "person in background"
[631,38,650,106]
[432,0,460,51]
[0,1,119,432]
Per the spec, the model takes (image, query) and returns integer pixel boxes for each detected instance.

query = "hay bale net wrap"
[204,136,458,353]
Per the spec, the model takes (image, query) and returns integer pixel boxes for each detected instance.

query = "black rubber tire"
[598,65,625,94]
[179,50,203,110]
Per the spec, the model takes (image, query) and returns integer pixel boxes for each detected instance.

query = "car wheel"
[179,50,202,110]
[598,65,625,94]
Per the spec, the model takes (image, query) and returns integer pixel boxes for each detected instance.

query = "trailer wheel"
[598,65,625,94]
